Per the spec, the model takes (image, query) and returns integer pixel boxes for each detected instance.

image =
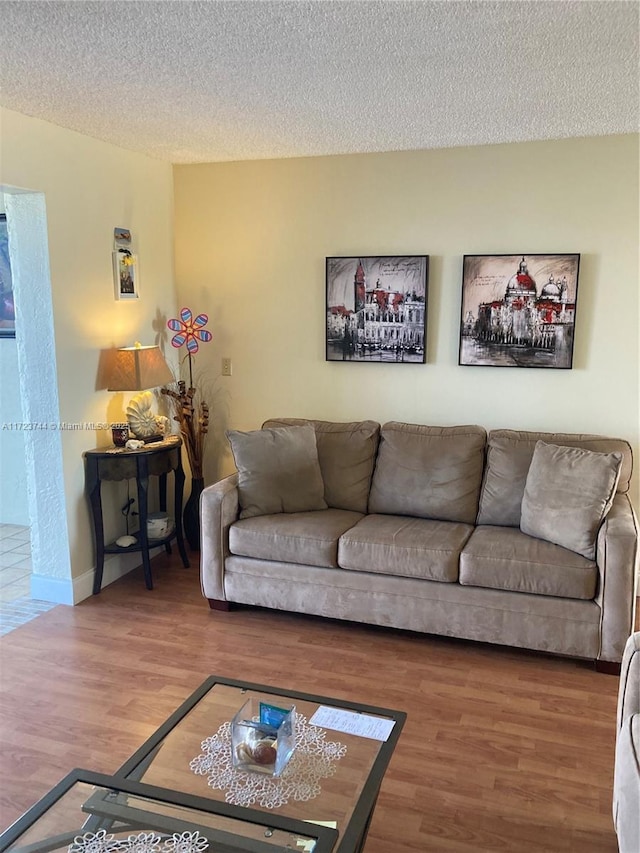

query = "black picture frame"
[326,255,428,363]
[459,253,580,369]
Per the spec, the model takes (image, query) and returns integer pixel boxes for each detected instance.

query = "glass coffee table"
[0,769,338,853]
[114,676,406,853]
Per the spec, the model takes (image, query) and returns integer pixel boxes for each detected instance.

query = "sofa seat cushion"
[338,513,474,582]
[460,526,598,599]
[368,422,486,524]
[229,509,363,569]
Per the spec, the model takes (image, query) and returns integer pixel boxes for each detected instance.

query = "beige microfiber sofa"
[201,419,638,669]
[614,632,640,851]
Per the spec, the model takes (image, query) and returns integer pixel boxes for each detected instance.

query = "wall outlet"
[222,357,232,376]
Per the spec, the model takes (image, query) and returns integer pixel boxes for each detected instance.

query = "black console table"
[84,435,189,593]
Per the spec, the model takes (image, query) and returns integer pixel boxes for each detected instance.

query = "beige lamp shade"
[107,345,174,391]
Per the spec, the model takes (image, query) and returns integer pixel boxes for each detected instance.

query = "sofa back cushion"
[227,424,327,519]
[262,418,380,513]
[478,429,633,528]
[368,422,487,524]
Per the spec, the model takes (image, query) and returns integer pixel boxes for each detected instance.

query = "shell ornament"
[126,391,168,438]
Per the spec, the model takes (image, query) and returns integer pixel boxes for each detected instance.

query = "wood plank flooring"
[0,552,632,851]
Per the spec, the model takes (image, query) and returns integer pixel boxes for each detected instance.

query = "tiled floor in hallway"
[0,524,56,636]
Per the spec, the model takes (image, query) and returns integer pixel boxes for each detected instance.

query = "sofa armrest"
[617,633,640,729]
[200,474,239,601]
[613,632,640,851]
[595,494,639,663]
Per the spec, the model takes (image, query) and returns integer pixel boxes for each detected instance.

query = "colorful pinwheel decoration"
[163,308,213,481]
[168,307,213,388]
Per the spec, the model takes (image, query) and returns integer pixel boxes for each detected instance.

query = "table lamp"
[106,343,174,443]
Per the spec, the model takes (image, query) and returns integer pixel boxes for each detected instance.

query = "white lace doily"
[190,713,347,809]
[69,829,208,853]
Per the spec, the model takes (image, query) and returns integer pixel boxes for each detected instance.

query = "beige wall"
[174,135,640,508]
[0,107,177,590]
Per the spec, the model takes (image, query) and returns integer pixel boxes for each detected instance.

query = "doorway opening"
[0,188,71,633]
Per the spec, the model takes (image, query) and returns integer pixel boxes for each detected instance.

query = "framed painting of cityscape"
[0,214,15,338]
[459,254,580,369]
[326,255,428,363]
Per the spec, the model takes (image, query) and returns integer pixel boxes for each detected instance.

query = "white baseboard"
[31,573,75,605]
[31,548,164,605]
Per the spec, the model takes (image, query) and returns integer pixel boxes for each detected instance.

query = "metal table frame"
[0,769,339,853]
[114,675,406,853]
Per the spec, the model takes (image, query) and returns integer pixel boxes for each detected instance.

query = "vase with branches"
[162,307,212,549]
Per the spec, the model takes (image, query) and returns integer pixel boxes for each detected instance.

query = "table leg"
[136,458,153,590]
[355,792,379,852]
[158,472,172,555]
[174,455,190,568]
[86,460,105,595]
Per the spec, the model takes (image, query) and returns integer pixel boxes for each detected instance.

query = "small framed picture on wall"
[459,253,580,369]
[326,255,428,363]
[113,249,139,300]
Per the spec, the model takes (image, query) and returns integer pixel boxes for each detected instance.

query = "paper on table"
[309,706,395,741]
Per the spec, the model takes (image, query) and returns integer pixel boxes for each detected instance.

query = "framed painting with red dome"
[459,253,580,369]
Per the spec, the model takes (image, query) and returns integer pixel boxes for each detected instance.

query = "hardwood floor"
[0,551,630,851]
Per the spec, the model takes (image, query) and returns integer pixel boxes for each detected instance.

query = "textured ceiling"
[0,1,638,164]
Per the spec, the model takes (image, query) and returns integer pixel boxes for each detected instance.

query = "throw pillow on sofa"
[226,424,327,519]
[520,440,623,560]
[262,418,380,513]
[477,429,633,528]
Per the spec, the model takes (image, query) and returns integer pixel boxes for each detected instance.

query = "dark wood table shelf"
[103,527,177,554]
